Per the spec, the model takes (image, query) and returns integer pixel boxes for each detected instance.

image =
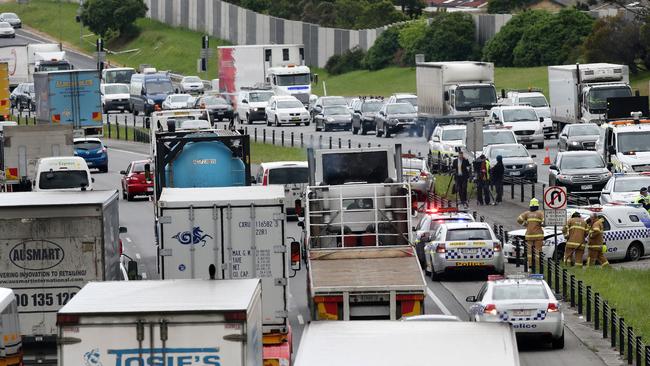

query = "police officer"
[517,198,545,267]
[586,212,609,268]
[475,154,491,206]
[635,187,650,213]
[562,212,588,266]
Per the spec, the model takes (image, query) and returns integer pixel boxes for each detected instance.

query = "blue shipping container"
[34,69,102,134]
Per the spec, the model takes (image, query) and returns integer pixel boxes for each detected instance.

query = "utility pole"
[199,35,209,73]
[96,38,105,76]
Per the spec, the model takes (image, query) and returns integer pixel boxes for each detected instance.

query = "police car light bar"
[610,119,650,126]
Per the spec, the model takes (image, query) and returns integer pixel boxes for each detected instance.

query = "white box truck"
[1,125,74,192]
[218,44,314,106]
[57,279,262,366]
[0,39,28,88]
[0,190,127,364]
[548,63,632,128]
[27,43,72,82]
[416,61,497,139]
[294,321,520,366]
[156,186,295,366]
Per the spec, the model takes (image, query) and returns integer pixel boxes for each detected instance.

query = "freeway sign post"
[544,186,567,262]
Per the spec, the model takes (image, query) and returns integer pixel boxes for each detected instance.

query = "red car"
[120,159,153,201]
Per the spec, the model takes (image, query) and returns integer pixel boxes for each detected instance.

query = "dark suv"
[351,99,383,135]
[10,82,34,111]
[549,151,612,199]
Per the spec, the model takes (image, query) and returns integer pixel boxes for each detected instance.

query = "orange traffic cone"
[543,146,551,165]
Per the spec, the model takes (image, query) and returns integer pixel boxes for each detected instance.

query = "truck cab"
[598,119,650,173]
[266,64,312,105]
[34,51,72,72]
[34,156,93,191]
[582,83,632,124]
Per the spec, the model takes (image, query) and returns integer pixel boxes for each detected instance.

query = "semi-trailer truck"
[218,44,314,106]
[33,69,103,138]
[416,61,497,139]
[0,190,128,364]
[302,145,427,321]
[57,279,262,366]
[548,63,632,129]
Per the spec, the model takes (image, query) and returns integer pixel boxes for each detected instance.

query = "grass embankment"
[0,0,228,77]
[250,142,306,164]
[566,267,650,341]
[433,174,476,201]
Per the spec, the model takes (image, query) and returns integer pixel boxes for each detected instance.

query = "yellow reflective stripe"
[525,234,544,238]
[527,218,543,222]
[566,241,584,247]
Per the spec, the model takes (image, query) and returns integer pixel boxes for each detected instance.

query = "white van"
[256,161,308,216]
[34,156,93,191]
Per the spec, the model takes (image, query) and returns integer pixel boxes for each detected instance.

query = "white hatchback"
[265,95,310,127]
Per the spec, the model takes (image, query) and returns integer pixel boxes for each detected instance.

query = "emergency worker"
[562,212,588,266]
[635,187,650,213]
[586,213,609,268]
[516,198,544,267]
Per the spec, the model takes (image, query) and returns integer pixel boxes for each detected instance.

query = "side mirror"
[539,117,544,123]
[465,295,477,303]
[290,241,301,271]
[560,133,567,138]
[432,136,440,142]
[119,226,128,234]
[444,91,449,101]
[315,106,322,112]
[120,170,127,175]
[607,146,616,155]
[91,177,95,183]
[242,99,248,104]
[312,73,319,84]
[549,165,558,171]
[297,220,305,229]
[530,154,537,158]
[140,89,146,96]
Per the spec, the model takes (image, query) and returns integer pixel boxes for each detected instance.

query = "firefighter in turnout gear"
[587,213,609,267]
[517,198,545,267]
[562,212,588,266]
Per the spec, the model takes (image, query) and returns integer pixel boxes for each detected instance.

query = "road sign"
[544,209,566,226]
[544,186,567,210]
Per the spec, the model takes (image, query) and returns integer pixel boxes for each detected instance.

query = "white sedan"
[180,76,204,94]
[600,172,650,204]
[466,274,565,349]
[162,94,194,110]
[0,22,14,38]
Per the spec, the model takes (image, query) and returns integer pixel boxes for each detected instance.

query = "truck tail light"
[483,304,497,315]
[397,294,424,317]
[56,314,80,326]
[436,243,446,253]
[92,112,102,121]
[314,296,342,320]
[224,311,247,321]
[52,114,61,123]
[547,302,559,312]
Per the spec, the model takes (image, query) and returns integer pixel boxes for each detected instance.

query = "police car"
[428,125,466,168]
[413,208,474,268]
[600,172,650,204]
[424,222,504,280]
[466,274,564,349]
[508,204,650,262]
[504,227,566,263]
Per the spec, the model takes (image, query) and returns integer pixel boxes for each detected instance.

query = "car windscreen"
[74,141,102,150]
[618,131,650,154]
[569,124,599,136]
[249,92,273,102]
[277,100,304,109]
[560,154,605,169]
[268,167,309,185]
[276,73,310,86]
[614,177,650,192]
[104,84,129,94]
[442,129,465,141]
[322,151,389,185]
[39,171,88,190]
[362,102,382,112]
[184,77,201,82]
[106,70,134,84]
[492,284,549,300]
[324,106,349,115]
[518,96,548,108]
[170,95,191,103]
[146,80,173,94]
[484,131,516,146]
[502,109,538,122]
[398,97,417,107]
[201,96,228,106]
[489,145,528,158]
[322,97,346,106]
[3,13,17,19]
[132,162,149,172]
[386,104,415,114]
[445,228,491,241]
[0,23,11,28]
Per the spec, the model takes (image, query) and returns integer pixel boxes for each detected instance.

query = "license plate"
[513,310,531,316]
[581,185,593,190]
[461,248,479,254]
[147,187,153,192]
[510,171,521,176]
[292,117,300,121]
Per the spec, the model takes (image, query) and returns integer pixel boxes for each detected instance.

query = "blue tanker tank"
[165,138,246,188]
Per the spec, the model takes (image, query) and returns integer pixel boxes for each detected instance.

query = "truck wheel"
[267,118,272,127]
[352,126,359,135]
[537,142,544,149]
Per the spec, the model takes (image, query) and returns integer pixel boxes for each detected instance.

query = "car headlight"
[147,98,155,104]
[326,117,335,122]
[570,141,580,146]
[390,118,399,124]
[622,162,632,172]
[600,172,612,179]
[557,174,573,182]
[527,163,536,169]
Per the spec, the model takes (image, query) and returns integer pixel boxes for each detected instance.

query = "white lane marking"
[135,253,141,260]
[297,314,304,325]
[108,147,149,157]
[427,287,453,316]
[141,272,148,279]
[126,237,132,243]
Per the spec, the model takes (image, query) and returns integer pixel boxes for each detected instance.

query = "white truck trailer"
[217,44,314,106]
[303,146,427,321]
[548,63,632,129]
[416,61,497,139]
[57,279,262,366]
[156,186,295,366]
[27,43,72,82]
[0,190,128,364]
[0,39,28,88]
[294,321,520,366]
[0,125,74,192]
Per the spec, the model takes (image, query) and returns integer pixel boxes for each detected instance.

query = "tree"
[358,0,405,28]
[487,0,535,14]
[81,0,147,39]
[364,26,402,69]
[423,12,479,62]
[582,15,641,72]
[398,20,428,65]
[483,10,551,66]
[334,0,367,29]
[395,0,426,18]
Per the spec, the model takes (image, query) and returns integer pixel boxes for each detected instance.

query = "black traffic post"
[555,261,560,294]
[635,335,642,366]
[645,345,650,366]
[627,326,633,364]
[348,139,351,149]
[531,245,536,273]
[300,132,304,147]
[578,280,583,314]
[329,136,332,149]
[570,275,576,307]
[338,137,341,149]
[603,300,608,339]
[523,241,529,272]
[511,182,515,200]
[515,238,521,268]
[539,252,544,275]
[520,181,524,202]
[531,182,535,198]
[547,258,552,286]
[272,130,276,145]
[611,308,616,347]
[263,129,266,143]
[594,293,600,330]
[586,286,592,323]
[499,225,504,244]
[619,318,625,356]
[107,118,111,138]
[291,132,294,147]
[281,131,284,147]
[562,269,567,300]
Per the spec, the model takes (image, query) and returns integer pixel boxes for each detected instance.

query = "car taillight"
[493,242,502,252]
[436,243,446,253]
[547,302,559,312]
[483,304,497,315]
[262,171,268,186]
[56,314,79,326]
[420,171,428,177]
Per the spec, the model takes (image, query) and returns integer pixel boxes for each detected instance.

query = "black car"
[310,96,347,120]
[351,99,383,135]
[558,123,600,151]
[485,143,538,183]
[313,105,352,132]
[10,82,34,111]
[375,102,417,138]
[549,151,612,198]
[194,95,234,122]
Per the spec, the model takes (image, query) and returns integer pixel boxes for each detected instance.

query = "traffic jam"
[1,36,650,366]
